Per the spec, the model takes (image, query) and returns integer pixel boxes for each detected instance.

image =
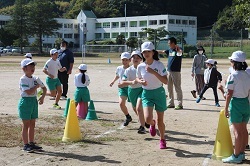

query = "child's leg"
[55,86,62,104]
[212,86,219,103]
[143,106,154,125]
[22,120,31,144]
[28,119,36,143]
[156,111,165,140]
[119,96,128,115]
[232,123,244,156]
[242,123,248,152]
[136,98,145,127]
[199,85,208,98]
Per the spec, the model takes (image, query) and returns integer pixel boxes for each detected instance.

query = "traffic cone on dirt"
[77,102,88,119]
[62,100,82,142]
[63,98,70,117]
[212,109,233,160]
[85,100,98,120]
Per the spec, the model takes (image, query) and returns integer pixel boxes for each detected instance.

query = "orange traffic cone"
[62,100,82,142]
[212,109,233,160]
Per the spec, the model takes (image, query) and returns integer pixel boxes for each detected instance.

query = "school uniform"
[122,65,143,108]
[74,73,90,103]
[18,75,45,120]
[137,60,167,112]
[226,70,250,123]
[116,65,129,98]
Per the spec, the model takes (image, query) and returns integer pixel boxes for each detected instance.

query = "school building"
[0,10,197,49]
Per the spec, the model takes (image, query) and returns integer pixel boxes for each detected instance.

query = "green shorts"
[46,77,61,91]
[18,97,38,120]
[141,86,167,112]
[128,87,142,108]
[229,97,250,123]
[74,87,90,103]
[118,87,128,97]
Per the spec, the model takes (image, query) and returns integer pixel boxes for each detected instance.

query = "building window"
[74,24,78,29]
[121,21,128,28]
[95,33,102,39]
[96,23,102,28]
[112,22,119,28]
[159,20,166,25]
[57,33,62,38]
[139,21,147,27]
[74,34,79,39]
[112,32,119,38]
[130,21,137,27]
[189,20,196,25]
[64,24,73,28]
[64,34,73,38]
[149,20,157,25]
[130,32,137,37]
[176,19,181,24]
[104,33,110,38]
[120,32,128,38]
[103,22,110,28]
[169,19,175,24]
[182,20,188,25]
[170,31,187,37]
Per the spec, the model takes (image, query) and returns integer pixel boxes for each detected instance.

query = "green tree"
[0,28,18,46]
[116,34,126,44]
[142,26,169,45]
[126,37,138,51]
[27,0,60,53]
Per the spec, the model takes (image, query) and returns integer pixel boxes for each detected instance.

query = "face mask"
[198,50,203,54]
[61,47,66,51]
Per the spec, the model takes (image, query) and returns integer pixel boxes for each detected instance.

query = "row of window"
[96,19,195,29]
[58,23,79,29]
[42,33,79,39]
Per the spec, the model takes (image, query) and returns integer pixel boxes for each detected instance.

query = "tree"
[141,26,169,45]
[27,0,61,53]
[126,37,138,51]
[0,28,18,46]
[6,0,30,53]
[116,35,126,44]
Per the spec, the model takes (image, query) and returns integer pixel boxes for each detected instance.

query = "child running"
[119,50,149,134]
[18,58,47,152]
[136,42,168,149]
[110,52,131,126]
[222,51,250,163]
[43,48,66,109]
[74,64,90,111]
[196,59,222,107]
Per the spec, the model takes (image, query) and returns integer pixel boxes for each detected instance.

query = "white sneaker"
[60,96,67,100]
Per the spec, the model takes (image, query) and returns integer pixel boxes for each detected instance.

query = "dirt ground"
[0,55,250,166]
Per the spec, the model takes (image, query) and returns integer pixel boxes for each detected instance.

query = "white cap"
[50,48,58,55]
[24,53,32,58]
[21,58,37,68]
[141,42,155,52]
[205,59,215,65]
[228,51,246,62]
[78,64,87,70]
[131,50,143,59]
[120,52,131,59]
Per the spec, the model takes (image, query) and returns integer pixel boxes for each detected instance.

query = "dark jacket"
[204,67,222,87]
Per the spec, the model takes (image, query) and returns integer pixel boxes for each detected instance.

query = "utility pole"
[124,3,127,40]
[240,28,243,50]
[181,29,184,51]
[154,29,157,47]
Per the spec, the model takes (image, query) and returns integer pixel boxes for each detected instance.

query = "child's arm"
[38,86,47,105]
[224,89,233,118]
[59,67,67,72]
[110,76,119,87]
[119,80,137,88]
[25,84,40,95]
[146,65,168,84]
[43,68,54,79]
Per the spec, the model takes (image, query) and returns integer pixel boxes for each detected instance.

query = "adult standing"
[191,46,207,99]
[58,41,74,100]
[159,37,183,110]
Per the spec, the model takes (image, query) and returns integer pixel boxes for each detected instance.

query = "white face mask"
[198,50,203,55]
[61,47,66,51]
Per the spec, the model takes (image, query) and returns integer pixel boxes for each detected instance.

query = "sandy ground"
[0,56,250,166]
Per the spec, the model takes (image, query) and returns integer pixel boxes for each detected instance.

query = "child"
[196,59,222,107]
[120,50,149,134]
[222,51,250,163]
[24,53,32,59]
[18,58,47,152]
[110,52,131,126]
[43,48,66,109]
[191,46,207,99]
[74,64,90,111]
[136,42,168,149]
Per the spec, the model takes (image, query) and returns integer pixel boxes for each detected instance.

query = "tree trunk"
[39,28,43,54]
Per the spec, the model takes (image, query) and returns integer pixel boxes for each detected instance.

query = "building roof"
[82,10,97,18]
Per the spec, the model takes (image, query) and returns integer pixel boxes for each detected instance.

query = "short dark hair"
[231,60,248,71]
[168,37,177,45]
[61,40,68,46]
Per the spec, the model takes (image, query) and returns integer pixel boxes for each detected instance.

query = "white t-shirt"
[44,58,62,78]
[116,65,128,84]
[122,65,142,89]
[19,75,45,97]
[137,60,167,90]
[74,73,90,87]
[226,70,250,98]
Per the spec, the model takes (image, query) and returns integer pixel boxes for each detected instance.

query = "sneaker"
[29,142,42,151]
[53,103,61,109]
[145,122,150,129]
[196,97,201,103]
[222,154,242,164]
[160,139,167,149]
[167,105,175,108]
[60,96,67,100]
[239,153,246,161]
[137,126,146,134]
[175,105,183,110]
[246,145,250,149]
[49,97,56,100]
[23,144,33,153]
[123,116,132,126]
[149,120,156,137]
[37,89,43,99]
[191,90,197,98]
[202,97,206,100]
[215,103,220,107]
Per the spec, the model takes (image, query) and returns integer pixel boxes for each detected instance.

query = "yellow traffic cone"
[62,100,82,142]
[212,109,233,160]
